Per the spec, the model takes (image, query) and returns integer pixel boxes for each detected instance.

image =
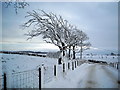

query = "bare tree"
[22,10,91,61]
[66,29,91,59]
[71,30,80,60]
[22,10,74,60]
[76,30,91,59]
[70,31,78,59]
[63,25,78,59]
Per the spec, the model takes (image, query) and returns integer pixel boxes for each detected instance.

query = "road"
[77,64,119,88]
[44,63,119,88]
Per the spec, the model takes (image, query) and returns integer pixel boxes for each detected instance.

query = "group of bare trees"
[22,10,91,61]
[3,1,91,60]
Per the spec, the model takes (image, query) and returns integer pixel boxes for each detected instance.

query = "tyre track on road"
[100,65,118,88]
[77,64,118,88]
[78,64,98,88]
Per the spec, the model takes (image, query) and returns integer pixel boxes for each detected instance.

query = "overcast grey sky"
[0,2,118,52]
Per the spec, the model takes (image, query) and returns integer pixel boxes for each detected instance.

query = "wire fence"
[108,62,119,69]
[1,68,40,89]
[0,75,3,89]
[1,59,118,89]
[11,60,85,88]
[10,69,39,88]
[44,65,54,84]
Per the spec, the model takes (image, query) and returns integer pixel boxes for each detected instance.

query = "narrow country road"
[77,64,118,88]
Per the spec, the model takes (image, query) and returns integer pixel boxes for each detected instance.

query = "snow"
[1,54,57,74]
[0,53,119,88]
[77,54,118,63]
[0,53,58,88]
[45,63,118,88]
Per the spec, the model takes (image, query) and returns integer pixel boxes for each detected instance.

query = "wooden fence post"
[112,63,114,67]
[75,61,77,68]
[39,68,41,90]
[68,62,70,70]
[77,60,79,66]
[79,60,81,66]
[63,63,65,72]
[114,63,116,68]
[72,62,74,70]
[54,65,57,76]
[117,63,119,69]
[4,73,7,90]
[41,64,44,88]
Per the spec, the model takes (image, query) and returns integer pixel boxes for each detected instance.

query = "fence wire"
[43,65,54,84]
[4,69,39,88]
[1,59,107,89]
[0,75,3,89]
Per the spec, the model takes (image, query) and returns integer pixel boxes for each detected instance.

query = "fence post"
[117,63,119,69]
[41,64,44,88]
[112,63,114,67]
[39,68,41,90]
[114,63,116,68]
[75,61,77,68]
[77,60,79,66]
[79,60,81,66]
[72,62,74,70]
[68,62,70,70]
[63,63,65,72]
[54,65,57,76]
[4,73,7,90]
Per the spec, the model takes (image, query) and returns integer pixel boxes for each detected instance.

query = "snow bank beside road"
[45,63,118,88]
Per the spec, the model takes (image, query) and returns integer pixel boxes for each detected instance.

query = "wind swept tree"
[76,30,91,59]
[22,10,91,61]
[64,26,78,59]
[70,30,78,59]
[22,10,74,61]
[70,29,81,59]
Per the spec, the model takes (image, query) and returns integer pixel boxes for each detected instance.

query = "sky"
[0,1,118,53]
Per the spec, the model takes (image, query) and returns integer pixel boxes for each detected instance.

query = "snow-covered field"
[0,53,58,88]
[1,54,57,74]
[75,53,118,63]
[45,63,118,88]
[83,55,118,63]
[0,53,119,88]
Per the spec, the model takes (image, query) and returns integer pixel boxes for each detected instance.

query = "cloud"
[90,47,99,50]
[1,2,118,51]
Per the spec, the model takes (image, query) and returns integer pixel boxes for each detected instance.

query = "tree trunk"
[80,46,82,59]
[62,42,65,57]
[73,46,75,59]
[58,48,62,64]
[63,49,65,56]
[80,40,83,59]
[68,46,71,59]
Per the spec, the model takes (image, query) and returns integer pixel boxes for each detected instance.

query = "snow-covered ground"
[77,54,118,63]
[45,63,118,88]
[0,53,58,88]
[84,56,118,63]
[0,53,119,88]
[1,54,57,74]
